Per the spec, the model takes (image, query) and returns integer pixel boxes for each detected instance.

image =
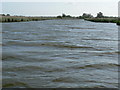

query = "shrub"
[57,16,62,19]
[97,12,104,18]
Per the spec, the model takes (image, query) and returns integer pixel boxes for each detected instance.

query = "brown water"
[2,19,119,88]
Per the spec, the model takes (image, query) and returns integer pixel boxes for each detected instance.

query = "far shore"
[0,16,58,22]
[85,18,120,25]
[0,16,120,26]
[0,16,78,23]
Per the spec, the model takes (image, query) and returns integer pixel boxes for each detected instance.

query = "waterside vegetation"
[85,18,119,24]
[84,12,120,25]
[0,16,57,22]
[0,13,120,25]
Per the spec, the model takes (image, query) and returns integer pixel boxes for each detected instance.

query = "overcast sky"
[1,0,120,17]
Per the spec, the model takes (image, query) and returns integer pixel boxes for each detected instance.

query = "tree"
[62,13,66,17]
[97,12,104,18]
[57,16,62,19]
[2,14,5,16]
[66,15,72,18]
[6,14,10,16]
[82,13,93,18]
[82,13,87,17]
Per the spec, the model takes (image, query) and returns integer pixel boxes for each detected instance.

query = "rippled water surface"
[2,19,119,88]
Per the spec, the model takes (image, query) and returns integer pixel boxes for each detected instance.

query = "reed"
[1,16,29,22]
[0,16,58,22]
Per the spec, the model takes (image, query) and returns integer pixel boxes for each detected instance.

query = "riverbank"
[1,16,120,26]
[0,16,58,22]
[85,18,120,25]
[0,16,78,22]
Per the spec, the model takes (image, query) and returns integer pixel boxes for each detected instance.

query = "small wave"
[69,63,119,69]
[3,65,43,72]
[83,38,118,41]
[2,52,26,61]
[40,44,94,49]
[55,24,70,25]
[3,81,30,88]
[68,27,96,29]
[101,51,119,54]
[3,65,66,73]
[5,41,95,49]
[52,77,77,83]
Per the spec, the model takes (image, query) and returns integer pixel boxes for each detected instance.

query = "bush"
[117,21,120,25]
[97,12,104,18]
[57,16,62,19]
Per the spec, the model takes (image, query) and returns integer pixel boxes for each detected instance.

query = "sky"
[1,0,120,17]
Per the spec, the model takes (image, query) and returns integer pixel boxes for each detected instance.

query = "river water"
[2,19,119,88]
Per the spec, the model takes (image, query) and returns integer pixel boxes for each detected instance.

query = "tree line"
[0,14,10,16]
[57,12,111,19]
[0,12,115,19]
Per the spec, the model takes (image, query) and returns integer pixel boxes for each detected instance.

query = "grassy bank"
[0,16,58,22]
[85,18,120,25]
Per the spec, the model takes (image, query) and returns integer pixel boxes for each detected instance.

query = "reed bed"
[0,16,57,22]
[1,16,120,26]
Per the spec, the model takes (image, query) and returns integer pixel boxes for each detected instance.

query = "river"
[2,19,119,88]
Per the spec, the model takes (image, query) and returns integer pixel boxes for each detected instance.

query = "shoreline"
[1,16,120,26]
[84,18,120,26]
[0,16,58,22]
[0,16,78,23]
